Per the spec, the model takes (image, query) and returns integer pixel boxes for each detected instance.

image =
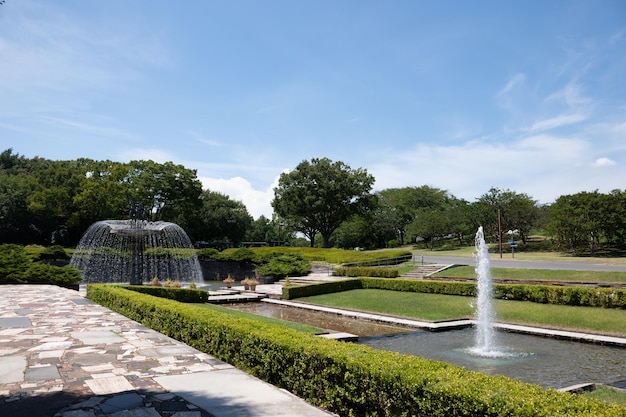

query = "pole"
[498,206,502,258]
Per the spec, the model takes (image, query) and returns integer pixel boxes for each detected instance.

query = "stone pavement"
[0,285,335,417]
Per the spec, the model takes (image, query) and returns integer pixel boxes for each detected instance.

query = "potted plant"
[223,275,234,288]
[242,278,250,290]
[248,278,259,291]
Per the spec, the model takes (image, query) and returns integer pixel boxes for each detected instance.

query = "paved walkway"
[0,285,335,417]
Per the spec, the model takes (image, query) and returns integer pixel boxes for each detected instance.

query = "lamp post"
[507,229,519,258]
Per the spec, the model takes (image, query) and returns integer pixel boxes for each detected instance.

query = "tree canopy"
[272,157,375,247]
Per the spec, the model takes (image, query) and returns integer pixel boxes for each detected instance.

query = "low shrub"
[87,285,625,416]
[196,248,221,261]
[120,285,208,303]
[0,244,81,285]
[282,278,363,299]
[22,262,82,285]
[333,266,399,278]
[256,253,311,279]
[35,245,70,261]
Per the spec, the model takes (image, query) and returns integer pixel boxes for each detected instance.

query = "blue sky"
[1,1,625,219]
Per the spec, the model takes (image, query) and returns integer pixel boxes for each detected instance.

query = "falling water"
[469,226,500,357]
[70,219,202,284]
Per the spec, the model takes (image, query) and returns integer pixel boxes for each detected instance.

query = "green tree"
[378,186,453,244]
[473,187,540,246]
[548,190,624,254]
[272,157,375,247]
[123,160,203,224]
[189,190,253,244]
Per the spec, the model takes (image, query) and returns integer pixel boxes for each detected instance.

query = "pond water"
[225,302,409,337]
[224,301,626,389]
[361,328,626,389]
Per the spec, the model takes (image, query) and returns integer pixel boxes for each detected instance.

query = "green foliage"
[0,243,81,284]
[222,247,258,262]
[196,248,221,260]
[256,253,311,278]
[285,277,626,309]
[272,157,376,247]
[186,190,253,243]
[120,285,208,303]
[333,266,399,278]
[22,262,82,284]
[35,244,70,260]
[283,279,364,299]
[248,246,411,264]
[87,285,625,417]
[548,190,626,254]
[0,243,33,282]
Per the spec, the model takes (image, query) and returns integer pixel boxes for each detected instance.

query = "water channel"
[224,300,626,389]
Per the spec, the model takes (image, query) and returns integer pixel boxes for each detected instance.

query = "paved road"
[415,254,626,272]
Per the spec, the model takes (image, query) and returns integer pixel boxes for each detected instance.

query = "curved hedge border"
[86,284,625,417]
[283,277,626,309]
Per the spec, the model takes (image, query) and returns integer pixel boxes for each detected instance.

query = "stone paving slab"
[0,285,334,417]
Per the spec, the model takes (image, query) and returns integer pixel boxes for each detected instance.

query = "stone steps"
[400,264,453,279]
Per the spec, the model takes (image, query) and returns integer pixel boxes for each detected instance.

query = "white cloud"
[590,157,616,167]
[199,174,285,219]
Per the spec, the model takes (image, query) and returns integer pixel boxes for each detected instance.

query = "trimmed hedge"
[284,277,626,309]
[119,285,208,303]
[283,278,363,299]
[86,284,625,416]
[334,266,399,278]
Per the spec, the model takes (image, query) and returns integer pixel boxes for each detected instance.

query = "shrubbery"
[283,277,626,309]
[0,244,81,285]
[120,285,208,303]
[256,253,311,278]
[333,266,399,278]
[35,244,70,261]
[87,284,625,417]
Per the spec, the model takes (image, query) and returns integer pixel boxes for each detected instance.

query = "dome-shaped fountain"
[70,219,202,285]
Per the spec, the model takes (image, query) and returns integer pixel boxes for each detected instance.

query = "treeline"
[1,149,624,254]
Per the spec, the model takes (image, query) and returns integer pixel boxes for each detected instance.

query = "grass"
[585,386,626,406]
[297,289,626,336]
[432,265,626,284]
[410,244,626,266]
[193,303,323,333]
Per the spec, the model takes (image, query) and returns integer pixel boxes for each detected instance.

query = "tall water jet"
[70,219,202,285]
[470,226,499,356]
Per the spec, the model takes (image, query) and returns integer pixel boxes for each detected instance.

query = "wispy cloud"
[187,130,222,147]
[38,116,135,139]
[527,112,589,132]
[496,73,526,97]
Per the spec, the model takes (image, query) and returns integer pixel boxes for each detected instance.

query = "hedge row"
[333,266,399,278]
[283,277,626,309]
[119,285,208,303]
[86,284,624,416]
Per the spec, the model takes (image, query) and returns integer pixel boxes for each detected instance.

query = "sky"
[1,1,625,219]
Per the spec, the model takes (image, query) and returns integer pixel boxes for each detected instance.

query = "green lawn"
[432,265,626,284]
[193,303,323,333]
[297,289,626,336]
[585,386,626,406]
